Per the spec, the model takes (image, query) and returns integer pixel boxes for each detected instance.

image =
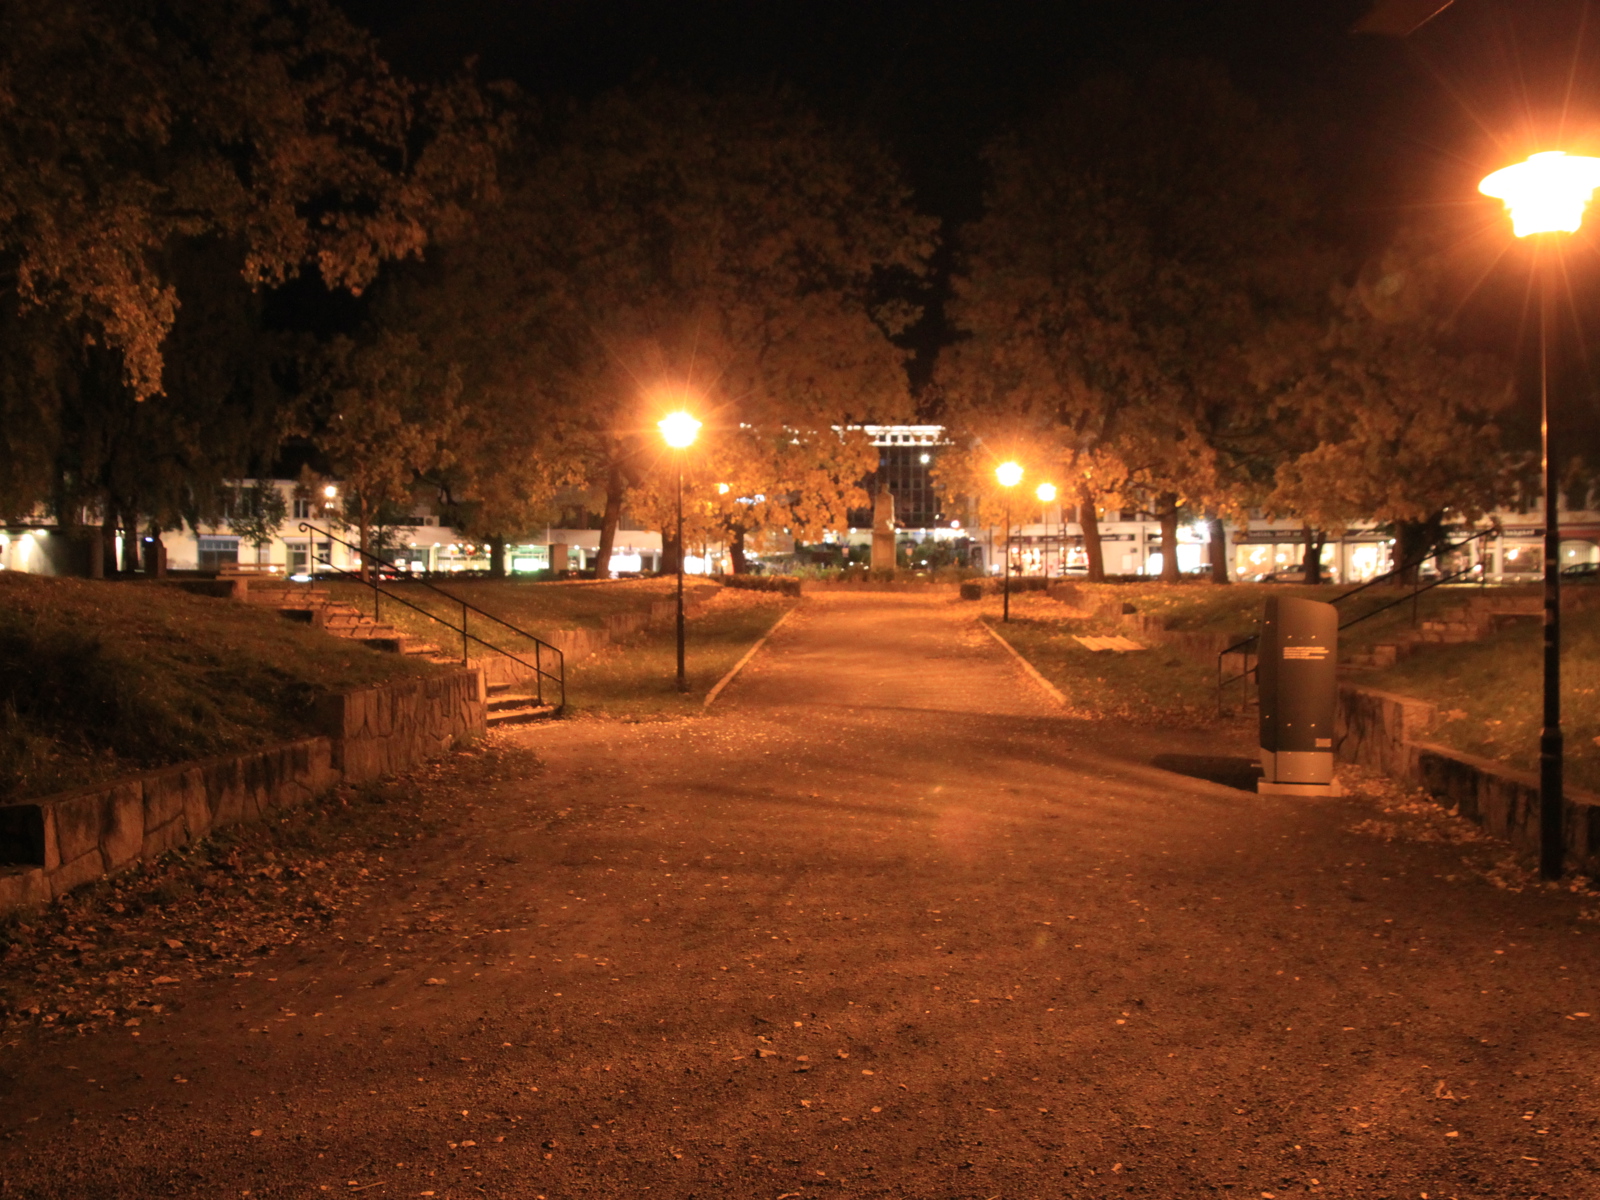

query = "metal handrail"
[1213,524,1497,714]
[297,524,564,711]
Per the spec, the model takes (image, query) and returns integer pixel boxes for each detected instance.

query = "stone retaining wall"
[0,668,486,913]
[1336,683,1600,874]
[315,668,485,784]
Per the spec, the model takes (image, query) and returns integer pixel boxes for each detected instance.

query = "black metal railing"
[297,524,564,711]
[1214,525,1498,714]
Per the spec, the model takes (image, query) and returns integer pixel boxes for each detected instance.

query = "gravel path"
[1,592,1596,1199]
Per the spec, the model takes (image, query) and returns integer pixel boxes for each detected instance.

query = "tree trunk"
[489,535,506,579]
[88,521,104,580]
[728,526,749,574]
[593,459,626,580]
[100,507,118,577]
[1078,482,1106,583]
[1303,524,1326,585]
[121,505,141,574]
[1394,514,1443,586]
[145,522,167,577]
[1207,516,1230,584]
[661,527,682,575]
[1158,495,1181,583]
[358,500,371,583]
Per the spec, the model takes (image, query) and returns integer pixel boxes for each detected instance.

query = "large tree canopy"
[937,62,1317,579]
[0,0,503,527]
[368,83,934,570]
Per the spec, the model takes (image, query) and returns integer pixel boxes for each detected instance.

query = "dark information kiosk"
[1257,595,1341,797]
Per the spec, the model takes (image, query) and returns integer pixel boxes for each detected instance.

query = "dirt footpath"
[0,592,1596,1200]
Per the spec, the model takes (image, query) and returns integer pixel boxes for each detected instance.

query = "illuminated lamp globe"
[323,484,338,499]
[1036,482,1058,504]
[658,411,701,449]
[995,461,1024,489]
[1479,151,1600,237]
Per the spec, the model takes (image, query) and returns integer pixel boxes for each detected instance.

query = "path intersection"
[1,592,1595,1199]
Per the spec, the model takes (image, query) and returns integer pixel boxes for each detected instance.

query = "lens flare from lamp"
[658,411,701,449]
[1036,482,1058,503]
[1479,151,1600,237]
[995,461,1024,488]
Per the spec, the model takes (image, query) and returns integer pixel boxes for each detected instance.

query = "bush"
[721,574,802,596]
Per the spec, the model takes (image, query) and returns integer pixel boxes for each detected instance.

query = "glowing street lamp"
[1036,482,1058,580]
[995,462,1023,622]
[1479,150,1600,879]
[658,410,702,693]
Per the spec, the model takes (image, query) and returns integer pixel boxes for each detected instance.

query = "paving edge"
[978,620,1068,708]
[704,605,800,708]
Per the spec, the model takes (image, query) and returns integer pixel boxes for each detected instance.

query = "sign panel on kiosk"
[1257,595,1341,796]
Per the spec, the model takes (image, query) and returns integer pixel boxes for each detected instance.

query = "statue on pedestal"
[871,489,897,574]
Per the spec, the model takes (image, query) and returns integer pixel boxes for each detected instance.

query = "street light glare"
[322,484,338,499]
[1036,482,1058,504]
[658,411,701,449]
[995,461,1024,488]
[1479,151,1600,237]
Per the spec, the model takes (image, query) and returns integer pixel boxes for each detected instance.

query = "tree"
[1260,239,1515,581]
[307,332,462,577]
[0,0,504,552]
[938,62,1316,582]
[376,84,933,574]
[225,479,289,553]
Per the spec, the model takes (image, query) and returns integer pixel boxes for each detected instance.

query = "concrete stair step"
[488,692,543,711]
[486,703,558,726]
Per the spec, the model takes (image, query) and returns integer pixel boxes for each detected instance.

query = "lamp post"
[996,461,1024,621]
[1036,482,1058,579]
[1479,149,1600,880]
[658,410,702,693]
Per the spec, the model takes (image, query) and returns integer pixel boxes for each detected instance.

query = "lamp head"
[1480,151,1600,237]
[1035,482,1058,504]
[658,411,701,449]
[323,484,338,499]
[995,461,1024,489]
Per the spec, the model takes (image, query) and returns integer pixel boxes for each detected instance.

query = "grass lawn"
[977,582,1547,726]
[323,576,723,655]
[1057,577,1498,647]
[1364,603,1600,794]
[980,596,1223,724]
[561,588,797,720]
[0,573,439,802]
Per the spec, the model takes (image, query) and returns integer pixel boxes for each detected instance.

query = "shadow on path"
[1151,752,1263,793]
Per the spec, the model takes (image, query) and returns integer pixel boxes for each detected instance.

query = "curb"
[704,605,801,708]
[979,620,1069,708]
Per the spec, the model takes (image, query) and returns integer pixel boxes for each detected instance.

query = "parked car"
[1261,568,1309,583]
[1561,561,1600,582]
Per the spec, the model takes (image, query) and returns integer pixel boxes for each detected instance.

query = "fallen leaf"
[425,978,446,986]
[150,976,179,986]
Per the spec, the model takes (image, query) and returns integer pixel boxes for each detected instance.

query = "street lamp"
[658,410,702,693]
[1479,149,1600,880]
[1036,482,1058,580]
[995,461,1024,622]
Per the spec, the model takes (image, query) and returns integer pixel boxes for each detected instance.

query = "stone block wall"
[1336,683,1600,874]
[316,668,485,785]
[0,738,337,912]
[0,669,486,914]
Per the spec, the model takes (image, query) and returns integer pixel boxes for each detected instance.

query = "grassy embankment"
[0,574,439,802]
[977,581,1519,723]
[1364,604,1600,793]
[981,579,1600,790]
[323,576,794,719]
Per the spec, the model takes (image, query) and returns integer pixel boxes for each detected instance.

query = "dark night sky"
[338,0,1600,450]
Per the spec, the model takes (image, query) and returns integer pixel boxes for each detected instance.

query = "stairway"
[1343,593,1543,669]
[241,582,561,726]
